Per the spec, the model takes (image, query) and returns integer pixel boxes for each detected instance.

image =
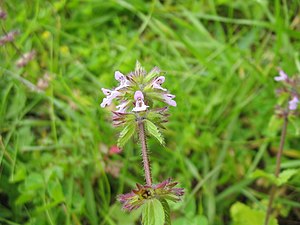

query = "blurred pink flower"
[109,145,122,155]
[0,8,7,19]
[289,96,299,111]
[16,50,36,67]
[274,70,288,82]
[0,30,19,46]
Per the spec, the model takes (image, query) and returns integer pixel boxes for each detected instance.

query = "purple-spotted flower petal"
[274,70,288,82]
[115,71,131,90]
[163,94,176,107]
[132,91,149,112]
[152,76,167,91]
[100,88,121,108]
[289,96,299,111]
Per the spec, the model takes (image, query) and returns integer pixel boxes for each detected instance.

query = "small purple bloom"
[0,30,19,46]
[100,88,121,108]
[274,70,288,82]
[115,71,130,90]
[163,94,176,107]
[16,50,36,67]
[133,91,149,112]
[0,8,7,20]
[289,96,299,111]
[152,76,167,91]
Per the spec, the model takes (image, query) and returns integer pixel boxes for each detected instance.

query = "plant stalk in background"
[264,70,299,225]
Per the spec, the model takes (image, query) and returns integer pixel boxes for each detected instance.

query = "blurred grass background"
[1,0,300,224]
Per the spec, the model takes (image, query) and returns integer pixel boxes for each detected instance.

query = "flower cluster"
[100,61,176,113]
[274,70,299,112]
[100,61,176,147]
[118,178,184,211]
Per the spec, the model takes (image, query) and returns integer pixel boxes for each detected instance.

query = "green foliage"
[145,119,165,145]
[230,202,278,225]
[117,123,136,147]
[142,199,165,225]
[0,0,300,224]
[251,169,298,186]
[160,198,171,225]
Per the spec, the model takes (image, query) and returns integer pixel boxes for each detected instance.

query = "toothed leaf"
[145,119,165,145]
[142,199,165,225]
[117,123,136,147]
[160,198,171,225]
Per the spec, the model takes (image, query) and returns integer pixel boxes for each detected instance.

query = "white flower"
[163,94,176,107]
[289,96,299,111]
[132,91,149,112]
[100,88,121,108]
[115,71,131,90]
[152,76,167,91]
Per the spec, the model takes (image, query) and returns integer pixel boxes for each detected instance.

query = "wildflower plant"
[263,69,299,225]
[100,61,184,224]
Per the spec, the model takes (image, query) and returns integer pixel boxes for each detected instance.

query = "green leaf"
[142,199,165,225]
[160,198,171,225]
[117,123,136,147]
[250,169,298,186]
[47,180,65,203]
[145,120,165,146]
[230,202,278,225]
[277,169,298,186]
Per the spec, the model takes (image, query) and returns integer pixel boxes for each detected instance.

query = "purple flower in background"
[274,70,288,82]
[0,8,7,20]
[16,50,36,67]
[0,30,19,46]
[289,96,299,111]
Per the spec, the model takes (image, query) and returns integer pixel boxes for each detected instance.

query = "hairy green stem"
[138,120,152,186]
[264,114,288,225]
